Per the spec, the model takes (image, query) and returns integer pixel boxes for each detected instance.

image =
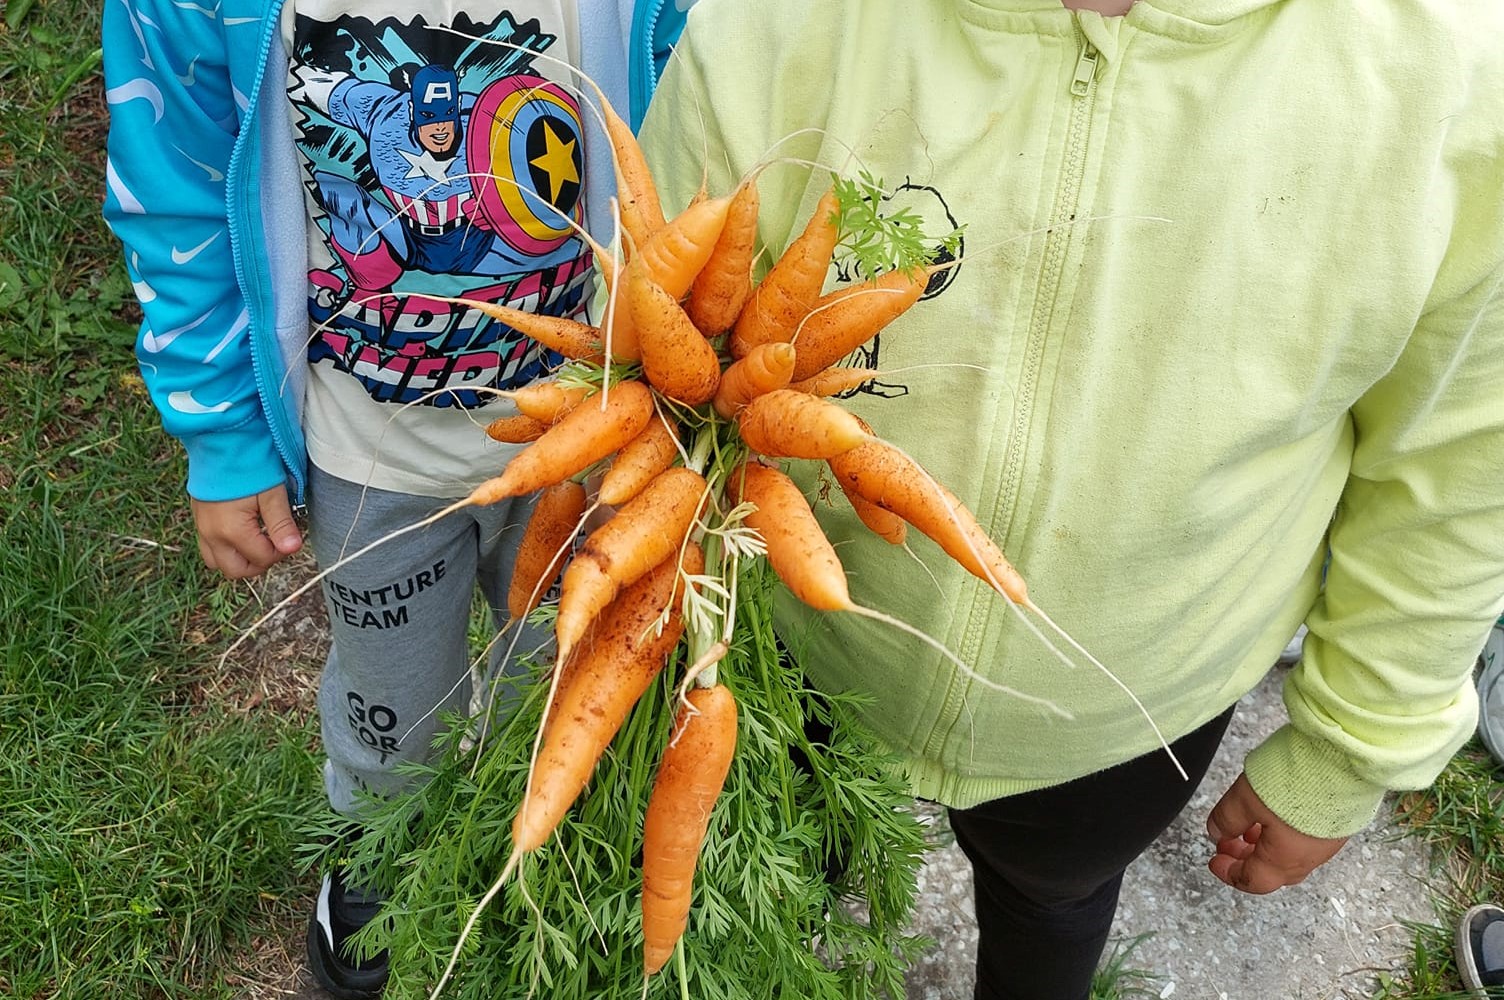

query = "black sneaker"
[1457,903,1504,997]
[306,869,390,999]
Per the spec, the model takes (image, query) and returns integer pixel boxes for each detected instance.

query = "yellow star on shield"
[530,120,580,204]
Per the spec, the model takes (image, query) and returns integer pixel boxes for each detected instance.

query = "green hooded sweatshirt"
[640,0,1504,838]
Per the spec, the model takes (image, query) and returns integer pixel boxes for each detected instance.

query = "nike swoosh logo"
[173,146,224,183]
[141,308,213,353]
[171,231,221,265]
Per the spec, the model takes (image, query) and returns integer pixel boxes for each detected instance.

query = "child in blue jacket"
[102,1,687,994]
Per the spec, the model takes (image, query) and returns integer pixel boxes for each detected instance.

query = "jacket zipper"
[628,0,669,129]
[228,0,307,511]
[922,19,1102,766]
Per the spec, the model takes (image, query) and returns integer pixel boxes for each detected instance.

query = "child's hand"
[1205,772,1348,894]
[190,485,304,580]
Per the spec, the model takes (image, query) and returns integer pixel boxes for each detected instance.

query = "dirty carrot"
[788,365,885,397]
[555,465,708,662]
[829,438,1028,604]
[598,415,681,507]
[507,480,588,620]
[686,178,760,335]
[711,342,796,420]
[470,302,607,363]
[509,381,591,424]
[484,412,549,444]
[640,682,738,976]
[839,480,907,545]
[600,98,666,250]
[727,461,851,611]
[729,187,841,359]
[513,543,704,854]
[789,268,930,382]
[736,388,871,459]
[469,380,654,506]
[625,260,722,407]
[636,194,733,299]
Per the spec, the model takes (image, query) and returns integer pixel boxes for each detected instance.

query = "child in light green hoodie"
[640,0,1504,996]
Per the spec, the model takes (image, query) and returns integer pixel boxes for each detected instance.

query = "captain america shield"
[466,74,584,257]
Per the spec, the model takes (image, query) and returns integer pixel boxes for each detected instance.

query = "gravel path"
[902,668,1438,1000]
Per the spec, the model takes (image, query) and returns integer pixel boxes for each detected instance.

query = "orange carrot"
[625,260,722,406]
[736,389,870,459]
[598,416,681,507]
[509,382,591,424]
[789,366,883,397]
[686,178,760,335]
[555,465,708,661]
[469,380,654,505]
[727,462,851,611]
[711,342,796,420]
[636,194,733,300]
[484,412,548,444]
[513,542,704,854]
[640,683,738,976]
[507,480,587,620]
[789,268,929,382]
[601,99,666,250]
[471,302,606,363]
[839,480,908,545]
[829,439,1028,603]
[729,187,841,359]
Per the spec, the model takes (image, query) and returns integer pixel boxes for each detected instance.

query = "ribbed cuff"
[1242,724,1386,839]
[181,422,287,502]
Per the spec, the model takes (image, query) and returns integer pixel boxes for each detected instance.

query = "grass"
[1375,743,1504,999]
[3,0,1502,996]
[1,2,325,997]
[1089,936,1165,999]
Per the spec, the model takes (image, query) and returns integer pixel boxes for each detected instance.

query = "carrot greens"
[301,565,930,1000]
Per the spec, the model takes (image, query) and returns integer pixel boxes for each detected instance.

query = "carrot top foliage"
[301,564,930,1000]
[832,170,965,277]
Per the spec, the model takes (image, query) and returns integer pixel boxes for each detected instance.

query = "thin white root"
[845,604,1071,719]
[879,439,1188,777]
[900,540,946,598]
[558,843,608,953]
[676,640,730,705]
[1024,598,1187,780]
[428,848,522,1000]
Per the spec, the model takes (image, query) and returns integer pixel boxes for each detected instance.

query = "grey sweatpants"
[307,465,550,816]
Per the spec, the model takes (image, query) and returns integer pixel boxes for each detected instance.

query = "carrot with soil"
[727,461,852,612]
[736,388,871,459]
[729,187,842,358]
[507,480,589,620]
[554,465,710,662]
[687,177,761,335]
[711,342,797,419]
[598,414,684,507]
[468,380,655,506]
[640,682,739,977]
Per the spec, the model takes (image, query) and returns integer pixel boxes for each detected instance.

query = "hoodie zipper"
[628,0,669,129]
[227,0,307,511]
[923,18,1103,767]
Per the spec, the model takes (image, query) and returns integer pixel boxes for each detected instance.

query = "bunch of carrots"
[380,93,1061,996]
[288,84,1088,998]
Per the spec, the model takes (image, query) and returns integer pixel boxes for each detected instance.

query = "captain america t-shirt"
[283,0,591,496]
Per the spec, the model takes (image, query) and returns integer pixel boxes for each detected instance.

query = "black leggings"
[947,705,1235,1000]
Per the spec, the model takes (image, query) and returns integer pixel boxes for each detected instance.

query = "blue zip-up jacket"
[102,0,689,506]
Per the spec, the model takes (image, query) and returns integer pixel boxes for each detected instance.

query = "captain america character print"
[289,10,590,407]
